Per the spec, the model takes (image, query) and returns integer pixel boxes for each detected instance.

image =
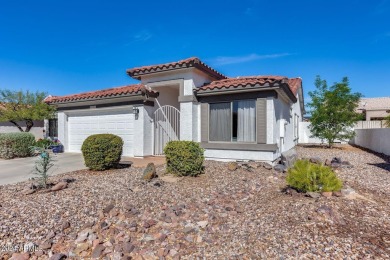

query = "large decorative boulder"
[142,163,157,181]
[281,148,297,168]
[51,181,68,192]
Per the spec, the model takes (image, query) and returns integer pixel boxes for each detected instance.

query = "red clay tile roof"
[45,84,155,104]
[195,76,301,96]
[127,57,227,80]
[287,78,302,96]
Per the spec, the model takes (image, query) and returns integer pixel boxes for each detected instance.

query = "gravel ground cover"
[0,145,389,259]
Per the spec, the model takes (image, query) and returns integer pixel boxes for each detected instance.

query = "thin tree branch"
[9,120,25,132]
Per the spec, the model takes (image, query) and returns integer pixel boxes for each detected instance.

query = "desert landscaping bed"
[1,145,390,259]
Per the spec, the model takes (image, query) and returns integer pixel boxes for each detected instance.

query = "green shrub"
[164,141,204,177]
[35,138,54,148]
[81,134,123,171]
[286,159,343,192]
[0,132,36,159]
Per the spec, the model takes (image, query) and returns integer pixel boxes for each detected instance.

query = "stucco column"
[180,101,193,141]
[133,105,154,157]
[57,112,68,152]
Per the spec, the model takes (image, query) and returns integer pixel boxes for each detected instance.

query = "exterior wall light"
[134,107,139,120]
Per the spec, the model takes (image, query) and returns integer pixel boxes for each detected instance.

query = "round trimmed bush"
[0,132,35,159]
[81,134,123,171]
[164,140,204,177]
[286,159,343,192]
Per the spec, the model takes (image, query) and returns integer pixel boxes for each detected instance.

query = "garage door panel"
[67,109,135,156]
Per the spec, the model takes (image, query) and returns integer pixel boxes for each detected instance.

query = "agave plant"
[30,146,54,188]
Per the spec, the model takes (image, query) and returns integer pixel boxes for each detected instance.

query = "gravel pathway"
[0,145,389,259]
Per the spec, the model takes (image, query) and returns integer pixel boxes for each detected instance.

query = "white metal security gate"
[154,105,180,155]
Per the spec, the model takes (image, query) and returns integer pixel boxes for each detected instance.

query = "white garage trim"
[65,106,135,156]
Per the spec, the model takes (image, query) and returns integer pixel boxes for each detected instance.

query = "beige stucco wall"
[0,120,44,139]
[366,110,389,120]
[351,129,390,156]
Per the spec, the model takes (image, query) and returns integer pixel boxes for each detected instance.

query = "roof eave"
[127,62,227,81]
[47,92,148,105]
[194,84,280,96]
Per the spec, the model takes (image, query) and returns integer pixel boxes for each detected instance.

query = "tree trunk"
[25,120,34,132]
[9,121,25,132]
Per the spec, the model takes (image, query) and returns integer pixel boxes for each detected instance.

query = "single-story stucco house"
[45,57,304,163]
[357,97,390,121]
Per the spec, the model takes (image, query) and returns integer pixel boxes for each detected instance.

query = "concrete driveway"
[0,153,86,186]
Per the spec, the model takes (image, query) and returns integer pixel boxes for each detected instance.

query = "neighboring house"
[45,57,304,163]
[358,97,390,121]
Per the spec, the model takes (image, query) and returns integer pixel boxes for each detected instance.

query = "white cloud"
[132,30,153,42]
[207,53,293,66]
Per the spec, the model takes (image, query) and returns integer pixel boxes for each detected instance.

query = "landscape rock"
[157,248,169,257]
[324,159,332,166]
[309,157,322,164]
[247,161,258,169]
[160,175,181,183]
[46,231,56,240]
[263,163,273,170]
[331,162,342,168]
[332,191,342,197]
[227,162,238,171]
[74,242,90,254]
[21,188,36,195]
[10,253,30,260]
[197,220,209,229]
[142,163,157,181]
[316,205,345,225]
[321,191,333,198]
[49,253,67,260]
[75,229,93,243]
[91,244,105,259]
[1,145,389,259]
[51,182,68,192]
[331,157,342,164]
[103,203,115,214]
[284,187,299,196]
[341,187,357,199]
[123,242,135,254]
[40,241,52,250]
[61,221,70,230]
[281,148,297,168]
[273,164,287,173]
[306,192,321,199]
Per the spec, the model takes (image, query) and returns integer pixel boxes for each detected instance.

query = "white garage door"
[67,108,135,156]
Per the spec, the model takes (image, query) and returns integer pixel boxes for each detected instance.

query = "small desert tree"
[0,89,56,132]
[308,76,362,148]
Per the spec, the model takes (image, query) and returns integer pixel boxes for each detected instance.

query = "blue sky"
[0,0,389,102]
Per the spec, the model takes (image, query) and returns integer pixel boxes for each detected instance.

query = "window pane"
[232,101,238,141]
[209,103,231,141]
[236,100,256,142]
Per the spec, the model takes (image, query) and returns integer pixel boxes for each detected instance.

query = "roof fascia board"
[51,94,145,107]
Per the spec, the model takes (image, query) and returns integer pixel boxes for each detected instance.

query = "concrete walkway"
[0,153,166,186]
[0,153,86,186]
